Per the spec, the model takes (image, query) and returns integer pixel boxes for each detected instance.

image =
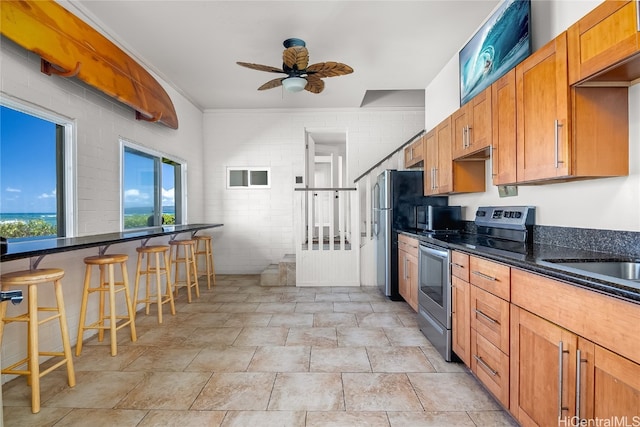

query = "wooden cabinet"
[451,251,471,366]
[510,268,640,426]
[469,256,511,301]
[423,117,485,196]
[404,135,424,168]
[491,69,517,186]
[452,86,492,160]
[516,32,629,184]
[397,234,418,311]
[568,0,640,85]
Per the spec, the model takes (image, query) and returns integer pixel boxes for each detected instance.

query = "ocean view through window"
[122,140,185,229]
[0,103,72,240]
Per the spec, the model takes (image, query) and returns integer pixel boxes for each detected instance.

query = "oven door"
[417,243,451,328]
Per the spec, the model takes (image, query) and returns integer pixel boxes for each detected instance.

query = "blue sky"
[0,106,57,213]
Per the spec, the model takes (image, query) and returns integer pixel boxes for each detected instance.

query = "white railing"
[293,188,360,286]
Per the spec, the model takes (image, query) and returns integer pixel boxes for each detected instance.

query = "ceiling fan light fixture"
[282,76,307,92]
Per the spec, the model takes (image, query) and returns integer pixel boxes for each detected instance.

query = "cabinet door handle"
[474,355,498,376]
[575,349,587,423]
[461,126,467,150]
[558,341,569,419]
[554,119,564,168]
[451,262,465,269]
[467,125,472,148]
[475,309,498,325]
[404,257,408,280]
[433,168,438,189]
[471,270,497,281]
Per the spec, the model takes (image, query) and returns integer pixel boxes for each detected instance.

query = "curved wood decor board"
[1,0,178,129]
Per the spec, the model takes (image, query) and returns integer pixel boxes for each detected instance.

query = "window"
[0,102,74,239]
[227,167,270,189]
[122,140,185,229]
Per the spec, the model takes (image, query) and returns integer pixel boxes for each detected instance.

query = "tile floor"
[3,275,518,426]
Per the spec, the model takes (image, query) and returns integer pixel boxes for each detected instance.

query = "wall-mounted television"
[459,0,531,106]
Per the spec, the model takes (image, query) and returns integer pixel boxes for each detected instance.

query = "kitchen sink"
[543,259,640,283]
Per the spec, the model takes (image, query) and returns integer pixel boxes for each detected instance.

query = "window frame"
[120,138,187,230]
[226,167,271,189]
[0,96,76,238]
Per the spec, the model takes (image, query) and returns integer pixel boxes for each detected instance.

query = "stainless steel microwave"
[416,205,462,232]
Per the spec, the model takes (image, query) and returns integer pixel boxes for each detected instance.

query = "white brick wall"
[202,109,424,275]
[0,39,204,382]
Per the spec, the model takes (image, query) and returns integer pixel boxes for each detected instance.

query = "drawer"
[397,234,419,257]
[451,251,469,281]
[469,256,510,300]
[471,331,509,408]
[470,285,509,355]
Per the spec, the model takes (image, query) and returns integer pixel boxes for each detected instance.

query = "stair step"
[259,264,280,287]
[260,255,296,287]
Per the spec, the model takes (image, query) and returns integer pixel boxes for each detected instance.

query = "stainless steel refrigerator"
[373,170,447,300]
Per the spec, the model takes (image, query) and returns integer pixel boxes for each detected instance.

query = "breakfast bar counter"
[0,223,223,265]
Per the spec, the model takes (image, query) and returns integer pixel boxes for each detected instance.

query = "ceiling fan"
[236,38,354,94]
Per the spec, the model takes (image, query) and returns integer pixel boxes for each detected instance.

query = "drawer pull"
[471,271,497,281]
[451,262,465,269]
[475,309,498,325]
[474,355,498,376]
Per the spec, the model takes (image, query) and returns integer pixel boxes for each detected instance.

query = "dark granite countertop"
[1,223,223,263]
[397,229,640,304]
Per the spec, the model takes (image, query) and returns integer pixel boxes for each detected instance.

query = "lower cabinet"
[452,276,470,365]
[397,235,418,311]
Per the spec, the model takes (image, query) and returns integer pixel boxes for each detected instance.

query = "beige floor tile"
[333,302,374,313]
[2,406,72,427]
[267,313,314,327]
[384,327,433,346]
[314,293,351,302]
[247,346,310,372]
[71,345,148,372]
[286,327,337,347]
[268,372,344,411]
[467,410,520,426]
[126,324,198,347]
[370,301,413,313]
[294,302,334,313]
[233,326,288,346]
[279,293,316,303]
[342,372,423,411]
[337,327,391,347]
[221,410,305,427]
[420,346,467,373]
[175,301,224,312]
[182,327,243,347]
[44,371,146,409]
[138,409,226,426]
[123,347,201,371]
[356,312,404,327]
[115,371,210,410]
[51,408,148,427]
[245,294,283,303]
[306,411,391,427]
[409,372,500,411]
[397,311,420,327]
[310,347,371,373]
[367,346,436,373]
[179,312,232,327]
[223,313,273,327]
[348,292,388,302]
[209,292,249,302]
[314,312,358,327]
[387,411,476,426]
[255,302,297,313]
[191,372,276,410]
[214,302,260,313]
[185,346,257,372]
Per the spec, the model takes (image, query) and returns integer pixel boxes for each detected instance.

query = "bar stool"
[76,253,137,357]
[193,235,216,289]
[132,245,176,324]
[169,239,199,303]
[0,268,76,413]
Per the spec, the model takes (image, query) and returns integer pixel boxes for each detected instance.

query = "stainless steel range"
[417,206,535,362]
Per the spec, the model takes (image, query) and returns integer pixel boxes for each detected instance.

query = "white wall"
[202,109,424,274]
[0,39,204,380]
[426,0,640,231]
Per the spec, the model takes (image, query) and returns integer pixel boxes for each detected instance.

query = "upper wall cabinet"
[516,32,629,184]
[404,134,424,168]
[491,69,517,186]
[568,0,640,85]
[451,86,492,160]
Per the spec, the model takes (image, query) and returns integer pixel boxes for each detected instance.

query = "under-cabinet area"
[451,251,640,426]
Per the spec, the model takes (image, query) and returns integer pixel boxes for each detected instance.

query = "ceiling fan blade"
[304,75,324,94]
[307,62,354,78]
[237,62,285,73]
[258,78,284,91]
[282,46,309,70]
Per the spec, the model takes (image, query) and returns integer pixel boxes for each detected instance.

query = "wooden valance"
[1,0,178,129]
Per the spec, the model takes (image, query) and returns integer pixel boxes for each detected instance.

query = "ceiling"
[66,0,500,111]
